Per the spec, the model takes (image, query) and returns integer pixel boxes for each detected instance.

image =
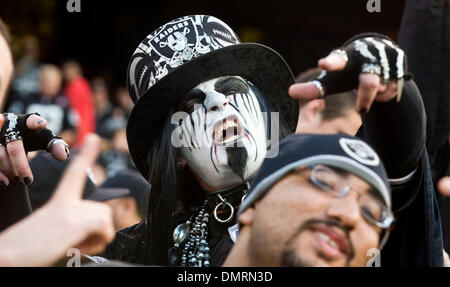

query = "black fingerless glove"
[0,113,59,153]
[316,33,412,96]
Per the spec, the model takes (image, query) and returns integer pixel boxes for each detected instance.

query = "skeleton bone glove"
[314,33,410,101]
[0,113,66,153]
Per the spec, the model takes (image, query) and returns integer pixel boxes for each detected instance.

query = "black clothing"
[102,186,245,266]
[398,0,450,257]
[101,218,236,267]
[359,79,443,266]
[101,219,147,263]
[380,149,443,266]
[0,183,32,232]
[398,0,450,157]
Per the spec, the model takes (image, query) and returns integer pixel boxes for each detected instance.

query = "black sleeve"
[398,0,450,156]
[0,182,32,232]
[361,80,444,266]
[359,79,426,179]
[100,220,147,264]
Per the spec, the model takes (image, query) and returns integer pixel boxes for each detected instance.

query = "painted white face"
[173,76,267,191]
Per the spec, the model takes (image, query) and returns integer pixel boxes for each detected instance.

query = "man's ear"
[123,197,137,211]
[238,207,256,226]
[304,99,325,121]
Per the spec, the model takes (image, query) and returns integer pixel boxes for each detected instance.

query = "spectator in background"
[114,86,133,117]
[91,80,132,177]
[5,35,40,111]
[295,68,360,136]
[98,126,135,178]
[92,78,113,138]
[8,64,78,147]
[62,60,95,146]
[92,78,127,139]
[87,169,150,231]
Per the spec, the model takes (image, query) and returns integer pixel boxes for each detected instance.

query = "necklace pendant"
[173,223,191,245]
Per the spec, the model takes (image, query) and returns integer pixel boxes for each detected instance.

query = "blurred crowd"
[3,33,148,235]
[5,35,136,183]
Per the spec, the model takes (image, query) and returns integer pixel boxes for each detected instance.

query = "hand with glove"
[289,33,410,113]
[0,113,70,186]
[0,134,114,267]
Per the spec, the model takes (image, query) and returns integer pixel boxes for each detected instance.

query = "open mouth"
[212,115,244,145]
[311,225,350,260]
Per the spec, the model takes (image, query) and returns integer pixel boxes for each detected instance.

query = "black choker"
[168,182,250,266]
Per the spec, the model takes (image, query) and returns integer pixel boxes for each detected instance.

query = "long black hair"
[142,83,295,265]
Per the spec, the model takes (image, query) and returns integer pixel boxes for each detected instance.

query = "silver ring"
[311,80,325,97]
[5,131,22,145]
[214,199,234,223]
[48,138,69,154]
[331,49,348,63]
[361,63,382,76]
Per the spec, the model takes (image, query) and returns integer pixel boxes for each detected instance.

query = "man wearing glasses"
[223,133,393,267]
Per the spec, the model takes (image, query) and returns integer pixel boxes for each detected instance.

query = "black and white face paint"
[173,76,267,190]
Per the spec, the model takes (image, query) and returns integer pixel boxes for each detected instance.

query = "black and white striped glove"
[312,33,411,102]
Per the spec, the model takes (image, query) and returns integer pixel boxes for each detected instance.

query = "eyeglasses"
[304,165,393,229]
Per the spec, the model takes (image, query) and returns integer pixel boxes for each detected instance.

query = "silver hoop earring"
[213,194,234,223]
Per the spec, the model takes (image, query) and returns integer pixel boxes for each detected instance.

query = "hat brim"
[126,43,298,179]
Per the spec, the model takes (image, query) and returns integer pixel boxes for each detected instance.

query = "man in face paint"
[101,15,298,266]
[174,76,267,191]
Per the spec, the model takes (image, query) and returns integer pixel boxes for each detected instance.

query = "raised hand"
[289,34,408,113]
[0,134,114,267]
[0,113,69,185]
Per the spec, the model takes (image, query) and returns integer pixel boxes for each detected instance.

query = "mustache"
[284,218,355,266]
[226,145,248,181]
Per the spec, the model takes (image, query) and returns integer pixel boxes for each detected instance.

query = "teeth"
[222,135,239,144]
[221,120,238,131]
[316,231,339,250]
[215,118,240,143]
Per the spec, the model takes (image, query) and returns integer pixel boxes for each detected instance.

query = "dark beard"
[226,145,248,181]
[281,248,310,267]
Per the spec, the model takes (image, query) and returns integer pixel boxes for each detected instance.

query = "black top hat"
[126,15,298,179]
